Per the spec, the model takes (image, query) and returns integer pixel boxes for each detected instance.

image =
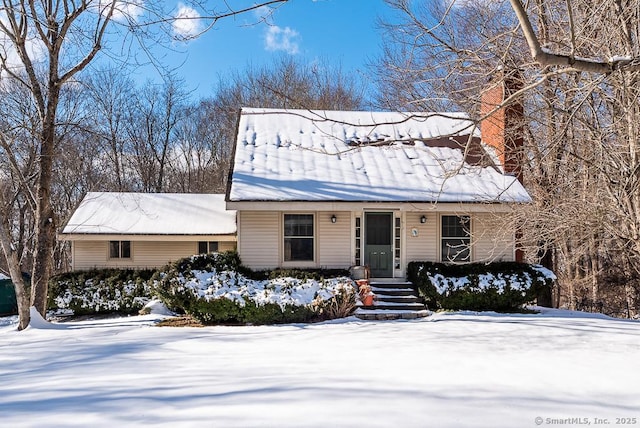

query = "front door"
[365,212,393,277]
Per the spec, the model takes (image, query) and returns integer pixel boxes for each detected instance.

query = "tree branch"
[508,0,640,74]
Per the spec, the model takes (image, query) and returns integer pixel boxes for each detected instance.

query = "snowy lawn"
[1,308,639,427]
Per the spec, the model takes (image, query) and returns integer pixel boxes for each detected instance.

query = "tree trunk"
[30,95,59,318]
[624,284,634,319]
[0,221,30,330]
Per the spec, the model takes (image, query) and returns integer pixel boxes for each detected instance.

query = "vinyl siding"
[238,211,280,269]
[472,212,516,262]
[235,210,515,271]
[71,240,238,270]
[219,241,236,252]
[238,211,352,270]
[317,212,352,269]
[405,212,438,263]
[404,212,515,263]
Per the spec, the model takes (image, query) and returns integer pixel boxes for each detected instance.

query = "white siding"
[472,212,516,262]
[219,241,236,252]
[238,211,280,269]
[72,241,107,270]
[131,241,197,268]
[405,212,438,262]
[72,240,238,270]
[403,212,515,264]
[317,212,352,269]
[238,210,353,270]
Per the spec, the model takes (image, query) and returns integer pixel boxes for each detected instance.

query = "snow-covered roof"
[61,193,236,236]
[228,108,530,203]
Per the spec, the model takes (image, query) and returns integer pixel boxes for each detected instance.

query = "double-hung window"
[441,216,471,262]
[109,241,131,259]
[284,214,314,262]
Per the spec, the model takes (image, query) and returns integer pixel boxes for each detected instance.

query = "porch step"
[369,295,421,304]
[356,296,425,311]
[369,281,413,288]
[357,301,426,311]
[354,308,431,320]
[370,287,416,297]
[355,280,429,320]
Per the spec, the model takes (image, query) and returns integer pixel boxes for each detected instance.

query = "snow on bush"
[48,253,357,323]
[429,269,551,295]
[155,253,357,324]
[181,269,354,310]
[407,261,556,312]
[160,271,356,324]
[48,269,154,316]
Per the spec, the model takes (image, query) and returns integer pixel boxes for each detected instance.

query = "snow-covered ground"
[1,308,639,428]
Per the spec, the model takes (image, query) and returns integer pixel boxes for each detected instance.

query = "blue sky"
[130,0,393,99]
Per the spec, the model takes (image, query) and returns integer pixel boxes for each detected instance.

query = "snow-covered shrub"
[48,269,155,315]
[312,281,357,320]
[407,261,556,312]
[257,268,351,281]
[173,251,248,277]
[154,253,357,324]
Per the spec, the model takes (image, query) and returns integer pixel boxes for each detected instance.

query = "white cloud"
[103,0,145,23]
[253,5,271,21]
[172,3,203,39]
[0,14,47,76]
[264,26,300,54]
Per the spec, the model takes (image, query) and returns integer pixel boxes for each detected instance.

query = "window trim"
[109,240,131,259]
[354,216,362,266]
[283,213,315,263]
[440,215,471,263]
[394,214,401,269]
[198,241,219,254]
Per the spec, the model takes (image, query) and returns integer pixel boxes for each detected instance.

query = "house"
[226,84,529,278]
[61,77,528,278]
[59,193,236,270]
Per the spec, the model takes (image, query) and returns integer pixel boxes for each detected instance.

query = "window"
[284,214,314,262]
[355,217,362,265]
[394,216,401,269]
[198,241,219,254]
[366,213,392,246]
[441,216,471,262]
[109,241,131,259]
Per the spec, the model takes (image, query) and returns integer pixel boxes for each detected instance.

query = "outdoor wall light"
[420,215,427,223]
[331,214,337,223]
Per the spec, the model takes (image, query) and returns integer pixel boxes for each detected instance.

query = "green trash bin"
[0,276,18,316]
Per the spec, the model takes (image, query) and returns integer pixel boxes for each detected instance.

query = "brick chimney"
[480,70,524,182]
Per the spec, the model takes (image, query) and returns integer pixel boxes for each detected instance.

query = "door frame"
[364,211,394,278]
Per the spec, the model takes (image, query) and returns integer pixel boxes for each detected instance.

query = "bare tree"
[80,56,363,197]
[126,75,189,192]
[508,0,640,74]
[0,0,289,329]
[378,0,640,316]
[84,68,137,192]
[169,99,230,193]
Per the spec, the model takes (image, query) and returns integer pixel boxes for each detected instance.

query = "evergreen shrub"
[48,251,355,323]
[247,268,351,281]
[154,252,355,325]
[407,261,555,312]
[48,268,155,315]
